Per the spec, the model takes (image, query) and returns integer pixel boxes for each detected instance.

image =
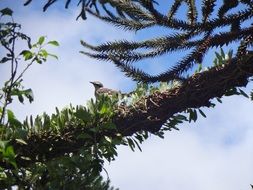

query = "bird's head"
[90,81,104,89]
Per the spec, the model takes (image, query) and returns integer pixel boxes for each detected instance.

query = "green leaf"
[30,115,34,127]
[4,146,15,157]
[74,108,91,123]
[48,40,59,46]
[0,8,13,16]
[213,58,218,66]
[35,57,42,64]
[99,104,110,115]
[215,52,223,64]
[188,109,197,122]
[48,53,58,60]
[127,138,135,152]
[104,136,112,143]
[15,128,28,139]
[0,57,11,64]
[77,133,93,140]
[174,114,188,121]
[239,89,249,98]
[0,141,17,168]
[18,95,24,103]
[15,139,27,145]
[225,88,239,96]
[20,156,31,161]
[192,109,198,122]
[40,49,48,58]
[7,109,15,122]
[89,127,99,133]
[103,122,116,130]
[0,171,7,179]
[10,88,34,103]
[198,109,206,118]
[23,88,34,103]
[250,91,253,101]
[38,36,45,45]
[3,146,17,168]
[216,97,222,103]
[134,134,143,143]
[156,131,164,139]
[228,49,233,59]
[20,50,33,61]
[197,63,202,72]
[7,109,22,127]
[220,48,225,59]
[0,140,8,150]
[133,139,142,151]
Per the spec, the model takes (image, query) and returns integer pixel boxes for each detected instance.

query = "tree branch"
[2,55,252,169]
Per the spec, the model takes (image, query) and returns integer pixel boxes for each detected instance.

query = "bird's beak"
[90,81,94,84]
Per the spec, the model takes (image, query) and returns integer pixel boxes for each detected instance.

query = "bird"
[90,81,121,99]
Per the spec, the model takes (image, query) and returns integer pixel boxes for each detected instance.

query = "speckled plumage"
[90,81,120,98]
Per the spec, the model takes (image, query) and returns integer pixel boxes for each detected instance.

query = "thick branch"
[115,56,253,135]
[2,56,253,168]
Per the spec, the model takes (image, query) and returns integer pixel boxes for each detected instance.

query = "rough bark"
[1,55,252,169]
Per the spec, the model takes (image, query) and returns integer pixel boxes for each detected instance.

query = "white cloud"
[104,95,253,190]
[1,2,135,119]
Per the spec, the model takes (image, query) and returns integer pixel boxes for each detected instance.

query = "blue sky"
[1,1,253,189]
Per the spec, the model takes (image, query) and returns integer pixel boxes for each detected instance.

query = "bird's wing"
[97,88,119,95]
